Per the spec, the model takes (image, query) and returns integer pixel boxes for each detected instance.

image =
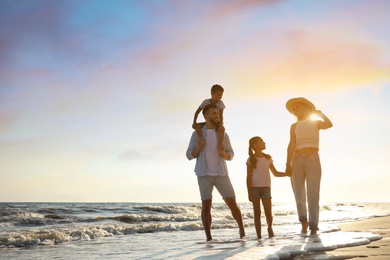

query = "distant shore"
[303,216,390,259]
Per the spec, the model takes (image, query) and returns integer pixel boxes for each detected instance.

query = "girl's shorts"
[251,187,272,199]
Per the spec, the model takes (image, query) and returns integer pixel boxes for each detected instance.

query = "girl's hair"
[248,136,262,168]
[248,136,272,168]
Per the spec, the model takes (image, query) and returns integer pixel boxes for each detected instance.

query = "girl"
[247,136,290,239]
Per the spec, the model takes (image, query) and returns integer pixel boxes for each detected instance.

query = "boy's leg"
[196,122,205,142]
[217,124,225,150]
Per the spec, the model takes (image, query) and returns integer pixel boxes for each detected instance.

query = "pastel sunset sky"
[1,0,389,203]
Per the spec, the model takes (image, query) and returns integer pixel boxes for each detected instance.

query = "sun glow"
[310,114,322,121]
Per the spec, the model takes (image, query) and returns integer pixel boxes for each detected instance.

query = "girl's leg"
[262,198,274,238]
[252,198,261,239]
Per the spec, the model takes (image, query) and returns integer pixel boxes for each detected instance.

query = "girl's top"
[295,119,319,149]
[246,156,273,187]
[199,99,226,110]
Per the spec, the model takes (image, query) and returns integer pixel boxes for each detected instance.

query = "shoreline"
[300,216,390,259]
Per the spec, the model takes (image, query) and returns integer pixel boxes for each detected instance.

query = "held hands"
[285,165,293,176]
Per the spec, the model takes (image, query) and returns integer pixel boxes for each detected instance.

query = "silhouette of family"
[186,84,333,241]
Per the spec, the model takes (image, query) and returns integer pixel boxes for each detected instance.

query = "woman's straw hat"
[286,97,316,114]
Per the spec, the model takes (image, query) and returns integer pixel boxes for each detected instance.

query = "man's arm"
[219,133,234,160]
[192,139,205,158]
[186,132,205,160]
[219,149,231,160]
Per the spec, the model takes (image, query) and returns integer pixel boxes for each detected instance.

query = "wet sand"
[299,216,390,259]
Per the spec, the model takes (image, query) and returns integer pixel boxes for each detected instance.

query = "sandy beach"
[299,216,390,259]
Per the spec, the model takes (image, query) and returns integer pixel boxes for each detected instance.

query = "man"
[186,104,245,241]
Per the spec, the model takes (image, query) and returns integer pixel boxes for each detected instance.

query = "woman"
[285,97,333,235]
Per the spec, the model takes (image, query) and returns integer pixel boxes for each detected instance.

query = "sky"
[1,0,389,203]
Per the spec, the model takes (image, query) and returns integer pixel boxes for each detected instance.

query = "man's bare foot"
[268,227,274,238]
[310,230,317,235]
[301,222,309,233]
[239,228,245,239]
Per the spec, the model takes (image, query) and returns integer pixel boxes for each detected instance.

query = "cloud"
[118,150,147,161]
[256,30,389,90]
[212,0,283,17]
[121,0,284,69]
[116,1,390,106]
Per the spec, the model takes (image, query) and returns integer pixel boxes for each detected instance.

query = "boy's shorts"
[251,187,272,199]
[197,175,235,201]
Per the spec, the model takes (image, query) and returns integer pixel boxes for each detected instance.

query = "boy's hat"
[286,97,316,114]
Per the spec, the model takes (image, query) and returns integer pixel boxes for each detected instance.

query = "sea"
[0,202,389,259]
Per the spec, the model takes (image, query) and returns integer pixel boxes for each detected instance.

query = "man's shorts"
[197,175,236,201]
[251,187,272,199]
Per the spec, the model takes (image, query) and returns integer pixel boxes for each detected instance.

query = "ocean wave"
[133,204,201,214]
[1,202,389,249]
[37,208,75,215]
[0,217,347,248]
[0,211,75,227]
[0,222,206,248]
[110,213,200,224]
[0,212,47,226]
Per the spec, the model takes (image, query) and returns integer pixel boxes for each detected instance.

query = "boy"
[192,84,226,150]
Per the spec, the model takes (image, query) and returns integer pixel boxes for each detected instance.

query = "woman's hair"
[248,136,262,168]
